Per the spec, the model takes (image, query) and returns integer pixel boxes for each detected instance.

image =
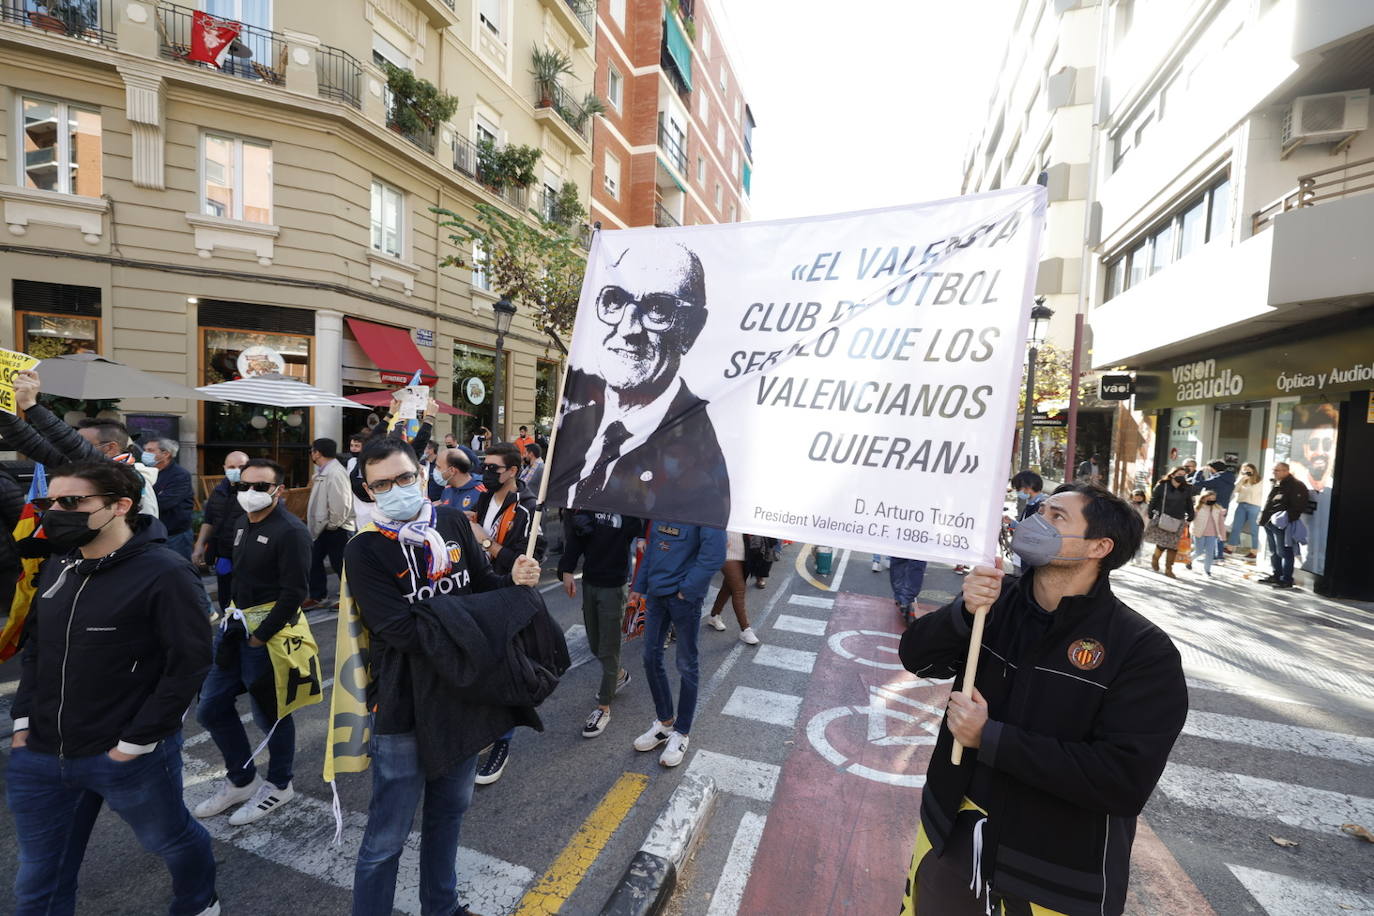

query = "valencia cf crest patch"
[1068,638,1105,671]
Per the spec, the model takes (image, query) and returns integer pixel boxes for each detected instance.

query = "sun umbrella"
[37,353,225,401]
[344,390,473,417]
[195,373,370,409]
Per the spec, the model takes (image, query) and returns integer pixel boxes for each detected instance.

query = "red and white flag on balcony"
[188,10,241,68]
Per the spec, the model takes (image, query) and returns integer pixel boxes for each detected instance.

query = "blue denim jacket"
[632,522,727,603]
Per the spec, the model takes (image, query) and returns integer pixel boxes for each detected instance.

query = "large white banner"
[545,186,1046,566]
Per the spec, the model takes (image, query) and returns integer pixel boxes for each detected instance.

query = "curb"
[599,771,718,916]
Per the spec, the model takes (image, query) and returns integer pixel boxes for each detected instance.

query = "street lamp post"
[490,296,517,443]
[1019,298,1054,473]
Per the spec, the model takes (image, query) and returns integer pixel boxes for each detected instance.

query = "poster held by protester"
[0,347,40,415]
[545,186,1046,567]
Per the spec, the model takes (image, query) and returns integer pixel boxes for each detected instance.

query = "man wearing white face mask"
[193,458,311,828]
[897,484,1187,916]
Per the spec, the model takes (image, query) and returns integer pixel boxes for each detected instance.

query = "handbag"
[621,522,651,640]
[1156,513,1182,533]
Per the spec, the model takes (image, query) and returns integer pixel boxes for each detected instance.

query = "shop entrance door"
[1212,403,1268,472]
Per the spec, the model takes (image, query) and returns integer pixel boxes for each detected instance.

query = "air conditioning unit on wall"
[1281,89,1369,153]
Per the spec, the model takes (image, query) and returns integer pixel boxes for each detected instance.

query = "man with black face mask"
[897,485,1187,916]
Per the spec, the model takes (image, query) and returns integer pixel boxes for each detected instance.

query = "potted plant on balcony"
[29,0,97,36]
[572,92,606,133]
[476,139,542,193]
[530,45,573,109]
[380,61,459,138]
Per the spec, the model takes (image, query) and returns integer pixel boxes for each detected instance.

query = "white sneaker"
[583,707,611,738]
[227,780,294,826]
[633,719,674,752]
[659,731,689,767]
[195,895,221,916]
[193,776,261,818]
[872,559,882,572]
[739,627,760,645]
[706,615,726,631]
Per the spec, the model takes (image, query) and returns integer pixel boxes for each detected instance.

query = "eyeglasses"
[232,481,278,493]
[33,493,115,512]
[366,471,418,494]
[595,286,691,332]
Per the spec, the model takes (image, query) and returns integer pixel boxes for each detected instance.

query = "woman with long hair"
[1227,462,1263,559]
[1144,466,1194,577]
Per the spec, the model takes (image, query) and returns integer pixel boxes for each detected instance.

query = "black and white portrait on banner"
[546,187,1047,566]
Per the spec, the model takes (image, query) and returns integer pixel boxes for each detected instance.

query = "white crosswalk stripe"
[1182,710,1374,766]
[772,613,827,636]
[684,749,780,803]
[1227,864,1374,914]
[751,644,816,673]
[722,686,802,728]
[1158,761,1374,835]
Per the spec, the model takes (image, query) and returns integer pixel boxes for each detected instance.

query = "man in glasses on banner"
[193,458,311,827]
[548,243,730,528]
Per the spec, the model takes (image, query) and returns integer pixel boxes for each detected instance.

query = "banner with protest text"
[544,186,1046,567]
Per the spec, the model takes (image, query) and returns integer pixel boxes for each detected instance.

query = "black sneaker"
[475,739,509,785]
[615,669,632,695]
[1271,581,1296,590]
[1256,575,1278,585]
[582,708,610,738]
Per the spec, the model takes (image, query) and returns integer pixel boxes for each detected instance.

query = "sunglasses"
[33,493,116,512]
[232,481,278,493]
[367,471,419,494]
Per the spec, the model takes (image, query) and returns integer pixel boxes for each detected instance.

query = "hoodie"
[11,515,211,758]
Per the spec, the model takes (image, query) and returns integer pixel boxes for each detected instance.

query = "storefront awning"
[346,317,438,386]
[663,7,693,91]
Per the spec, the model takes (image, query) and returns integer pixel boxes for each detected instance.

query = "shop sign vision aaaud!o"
[1133,328,1374,409]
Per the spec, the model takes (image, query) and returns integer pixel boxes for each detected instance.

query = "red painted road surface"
[740,591,1215,915]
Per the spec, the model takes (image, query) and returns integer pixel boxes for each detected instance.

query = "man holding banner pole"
[897,484,1187,916]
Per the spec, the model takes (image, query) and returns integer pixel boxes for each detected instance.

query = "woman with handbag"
[1145,467,1195,577]
[707,532,760,645]
[744,533,780,589]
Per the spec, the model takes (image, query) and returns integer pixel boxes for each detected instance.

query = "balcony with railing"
[1,0,114,45]
[657,116,687,176]
[536,0,592,47]
[654,202,681,228]
[317,45,363,109]
[451,134,530,211]
[1251,155,1374,233]
[533,81,591,148]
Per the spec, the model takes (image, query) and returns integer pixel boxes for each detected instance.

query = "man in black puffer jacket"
[898,484,1187,916]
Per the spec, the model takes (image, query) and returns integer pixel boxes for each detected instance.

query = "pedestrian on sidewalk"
[1191,490,1227,577]
[192,451,249,612]
[559,510,643,738]
[346,436,540,916]
[707,531,760,645]
[630,521,726,767]
[891,556,929,626]
[194,458,311,827]
[1010,470,1047,523]
[1258,462,1309,590]
[745,533,779,588]
[7,460,219,916]
[469,443,544,785]
[1129,489,1149,561]
[305,438,355,610]
[1145,467,1193,578]
[1226,463,1263,559]
[898,483,1186,916]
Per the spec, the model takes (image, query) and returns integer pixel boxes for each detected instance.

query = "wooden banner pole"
[524,360,568,561]
[950,604,989,765]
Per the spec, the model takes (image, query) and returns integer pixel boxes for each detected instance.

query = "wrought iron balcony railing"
[1,0,114,45]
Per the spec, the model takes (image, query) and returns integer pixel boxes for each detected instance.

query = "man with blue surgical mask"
[193,450,250,611]
[345,436,540,916]
[897,485,1188,916]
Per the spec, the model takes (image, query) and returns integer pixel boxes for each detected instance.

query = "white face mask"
[236,489,275,513]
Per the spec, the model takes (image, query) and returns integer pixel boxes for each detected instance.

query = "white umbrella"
[195,373,370,409]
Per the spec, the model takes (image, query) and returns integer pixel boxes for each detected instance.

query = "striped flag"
[0,464,48,662]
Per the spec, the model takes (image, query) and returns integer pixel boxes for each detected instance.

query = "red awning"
[346,317,438,386]
[345,389,472,417]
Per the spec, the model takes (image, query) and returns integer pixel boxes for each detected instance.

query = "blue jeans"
[642,593,702,735]
[196,629,295,788]
[1197,535,1220,575]
[1228,503,1260,548]
[1265,523,1295,583]
[309,527,349,600]
[890,558,928,607]
[6,735,215,916]
[352,730,478,916]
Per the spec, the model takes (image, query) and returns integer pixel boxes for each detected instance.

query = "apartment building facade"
[1,0,598,484]
[589,0,753,230]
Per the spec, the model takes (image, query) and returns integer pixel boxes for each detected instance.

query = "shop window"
[453,340,501,442]
[370,178,404,258]
[21,96,102,197]
[203,134,272,224]
[13,280,102,358]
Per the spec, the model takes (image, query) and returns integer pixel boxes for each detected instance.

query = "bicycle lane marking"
[739,592,946,914]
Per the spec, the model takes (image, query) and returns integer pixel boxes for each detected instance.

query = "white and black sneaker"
[227,780,294,826]
[582,708,611,738]
[193,776,262,818]
[615,669,632,695]
[659,732,689,767]
[633,719,673,752]
[194,894,222,916]
[475,739,510,785]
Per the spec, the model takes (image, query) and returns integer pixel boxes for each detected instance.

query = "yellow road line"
[513,771,649,915]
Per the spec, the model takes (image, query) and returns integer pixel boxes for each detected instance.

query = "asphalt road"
[0,545,1372,915]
